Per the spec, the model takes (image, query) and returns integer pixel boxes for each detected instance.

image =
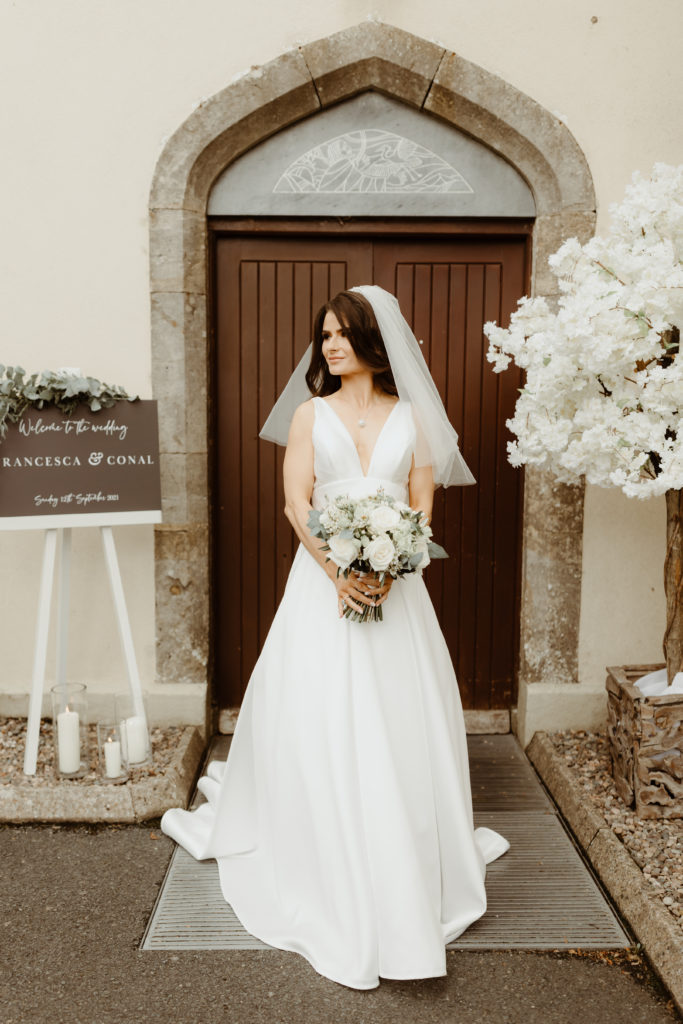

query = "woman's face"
[321,310,366,377]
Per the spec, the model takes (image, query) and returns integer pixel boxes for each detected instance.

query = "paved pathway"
[1,733,680,1023]
[143,735,630,952]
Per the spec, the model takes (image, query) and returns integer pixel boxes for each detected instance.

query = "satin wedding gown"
[161,395,510,990]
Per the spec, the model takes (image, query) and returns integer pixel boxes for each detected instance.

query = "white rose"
[327,533,361,569]
[369,504,402,533]
[364,535,395,572]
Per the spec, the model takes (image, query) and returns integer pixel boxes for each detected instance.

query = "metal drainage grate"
[141,736,630,951]
[448,811,630,948]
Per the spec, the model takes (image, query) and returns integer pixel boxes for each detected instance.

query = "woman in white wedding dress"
[161,285,510,990]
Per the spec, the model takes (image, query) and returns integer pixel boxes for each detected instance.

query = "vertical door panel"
[374,238,525,709]
[214,238,372,706]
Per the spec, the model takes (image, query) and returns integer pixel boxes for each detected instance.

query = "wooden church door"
[212,221,528,715]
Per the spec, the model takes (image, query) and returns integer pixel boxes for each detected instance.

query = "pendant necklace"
[358,418,366,428]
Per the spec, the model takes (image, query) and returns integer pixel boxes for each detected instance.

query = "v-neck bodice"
[311,396,416,510]
[318,398,402,477]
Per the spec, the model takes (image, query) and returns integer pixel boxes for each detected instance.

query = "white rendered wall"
[0,0,680,725]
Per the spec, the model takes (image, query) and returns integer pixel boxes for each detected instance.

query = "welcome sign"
[0,400,162,529]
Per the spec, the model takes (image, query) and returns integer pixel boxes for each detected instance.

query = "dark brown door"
[212,224,527,711]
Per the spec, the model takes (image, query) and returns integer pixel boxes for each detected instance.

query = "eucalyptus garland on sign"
[0,366,138,440]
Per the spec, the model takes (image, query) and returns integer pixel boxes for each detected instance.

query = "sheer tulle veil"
[258,284,476,488]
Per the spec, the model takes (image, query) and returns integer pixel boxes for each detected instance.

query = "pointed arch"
[149,22,595,743]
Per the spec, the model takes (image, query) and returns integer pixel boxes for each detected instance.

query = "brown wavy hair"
[305,290,398,397]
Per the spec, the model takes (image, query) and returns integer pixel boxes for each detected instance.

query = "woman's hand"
[335,570,394,617]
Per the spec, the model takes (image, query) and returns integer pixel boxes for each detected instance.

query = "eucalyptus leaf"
[427,541,449,559]
[0,365,138,442]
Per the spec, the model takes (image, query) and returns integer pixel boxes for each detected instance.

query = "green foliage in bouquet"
[0,365,138,440]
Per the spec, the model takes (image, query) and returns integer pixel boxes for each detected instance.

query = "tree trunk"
[664,488,683,684]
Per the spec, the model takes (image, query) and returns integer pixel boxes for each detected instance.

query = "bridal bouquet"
[307,487,448,622]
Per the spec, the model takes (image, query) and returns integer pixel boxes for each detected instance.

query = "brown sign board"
[0,400,162,529]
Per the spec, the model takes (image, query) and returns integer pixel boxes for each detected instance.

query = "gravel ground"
[0,716,185,787]
[549,729,683,934]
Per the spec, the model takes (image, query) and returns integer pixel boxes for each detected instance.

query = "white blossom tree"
[484,163,683,684]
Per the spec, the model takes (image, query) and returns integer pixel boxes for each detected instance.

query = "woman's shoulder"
[285,398,316,445]
[290,397,317,430]
[292,397,316,418]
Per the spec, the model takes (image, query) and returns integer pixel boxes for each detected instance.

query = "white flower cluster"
[314,489,436,576]
[484,163,683,498]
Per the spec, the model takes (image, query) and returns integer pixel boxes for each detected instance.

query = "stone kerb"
[147,21,597,709]
[0,726,204,824]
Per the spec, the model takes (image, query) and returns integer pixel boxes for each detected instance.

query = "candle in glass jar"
[104,736,122,778]
[121,715,148,763]
[57,705,80,774]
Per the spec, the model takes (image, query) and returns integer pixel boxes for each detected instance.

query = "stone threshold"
[218,706,511,735]
[527,731,683,1017]
[0,726,204,824]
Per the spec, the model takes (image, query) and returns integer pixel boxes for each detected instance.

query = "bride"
[161,284,510,990]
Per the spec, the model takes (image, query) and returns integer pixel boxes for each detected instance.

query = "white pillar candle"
[57,705,80,774]
[121,715,148,763]
[104,737,122,778]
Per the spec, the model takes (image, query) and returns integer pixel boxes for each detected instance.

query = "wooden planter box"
[606,664,683,819]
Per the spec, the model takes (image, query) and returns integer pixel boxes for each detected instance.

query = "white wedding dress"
[161,396,510,990]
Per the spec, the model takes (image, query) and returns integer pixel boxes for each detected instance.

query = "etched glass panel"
[207,92,535,216]
[274,129,474,195]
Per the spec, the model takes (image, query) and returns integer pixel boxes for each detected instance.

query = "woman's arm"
[408,459,435,525]
[282,400,335,579]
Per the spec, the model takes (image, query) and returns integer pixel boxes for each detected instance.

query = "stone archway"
[148,21,596,742]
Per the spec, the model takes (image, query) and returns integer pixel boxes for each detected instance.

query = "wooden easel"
[22,522,153,775]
